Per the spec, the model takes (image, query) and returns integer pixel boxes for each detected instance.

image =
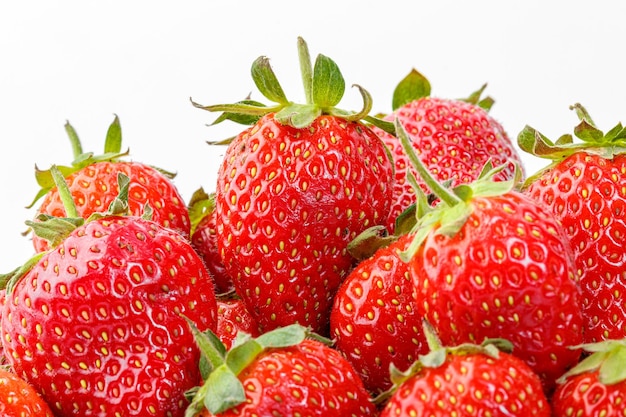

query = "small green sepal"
[185,323,323,416]
[192,37,378,134]
[392,68,431,111]
[557,339,626,385]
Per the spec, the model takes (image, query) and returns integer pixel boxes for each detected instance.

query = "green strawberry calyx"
[190,37,394,137]
[374,320,513,405]
[347,117,521,262]
[389,68,494,112]
[557,339,626,385]
[27,115,176,209]
[187,187,216,236]
[183,320,331,416]
[2,167,150,294]
[392,117,522,262]
[518,103,626,188]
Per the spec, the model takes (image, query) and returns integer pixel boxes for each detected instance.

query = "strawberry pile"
[1,37,626,416]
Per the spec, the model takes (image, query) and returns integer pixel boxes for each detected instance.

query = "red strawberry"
[371,69,524,233]
[188,188,234,294]
[330,232,427,395]
[0,367,54,416]
[1,170,217,417]
[378,326,550,417]
[0,288,6,366]
[393,120,583,393]
[192,38,394,334]
[519,104,626,343]
[215,295,261,350]
[552,339,626,417]
[185,323,377,416]
[29,115,190,252]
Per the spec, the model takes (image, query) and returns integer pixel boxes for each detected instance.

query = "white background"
[1,1,625,272]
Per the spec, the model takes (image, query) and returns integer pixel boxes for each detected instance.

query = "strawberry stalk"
[191,37,394,135]
[393,117,522,262]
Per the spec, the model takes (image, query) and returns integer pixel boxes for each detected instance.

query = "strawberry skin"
[330,233,427,395]
[552,370,626,417]
[372,97,523,232]
[215,297,261,350]
[33,160,191,252]
[524,152,626,343]
[191,209,234,294]
[216,113,393,334]
[0,368,54,416]
[198,339,377,417]
[410,191,583,392]
[379,348,550,417]
[2,216,217,416]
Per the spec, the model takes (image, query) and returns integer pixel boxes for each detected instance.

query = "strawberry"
[185,323,377,416]
[393,119,583,393]
[29,115,190,252]
[1,169,217,416]
[192,38,394,334]
[0,288,6,366]
[0,367,54,416]
[215,295,261,350]
[552,339,626,417]
[330,232,428,395]
[188,188,234,294]
[378,324,550,417]
[519,104,626,343]
[370,69,524,233]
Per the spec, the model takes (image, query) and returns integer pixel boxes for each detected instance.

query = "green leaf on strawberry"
[185,322,329,415]
[192,37,390,134]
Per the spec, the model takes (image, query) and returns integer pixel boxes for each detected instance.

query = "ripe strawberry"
[0,368,54,416]
[552,339,626,417]
[29,115,190,252]
[185,323,377,416]
[215,295,261,349]
[330,232,428,395]
[519,104,626,343]
[188,188,234,294]
[0,288,6,366]
[371,69,524,233]
[192,38,393,334]
[1,170,217,417]
[378,326,550,417]
[393,120,583,393]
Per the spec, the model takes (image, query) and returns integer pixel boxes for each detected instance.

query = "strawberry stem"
[64,120,83,159]
[297,36,313,105]
[394,118,461,207]
[51,165,79,218]
[103,114,123,154]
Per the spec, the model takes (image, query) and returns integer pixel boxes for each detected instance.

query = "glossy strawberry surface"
[409,192,583,392]
[33,161,190,252]
[330,233,427,395]
[372,97,523,232]
[191,209,234,294]
[552,371,626,417]
[0,368,54,416]
[525,152,626,343]
[2,216,217,416]
[215,297,261,349]
[379,349,550,417]
[198,339,377,417]
[215,113,393,334]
